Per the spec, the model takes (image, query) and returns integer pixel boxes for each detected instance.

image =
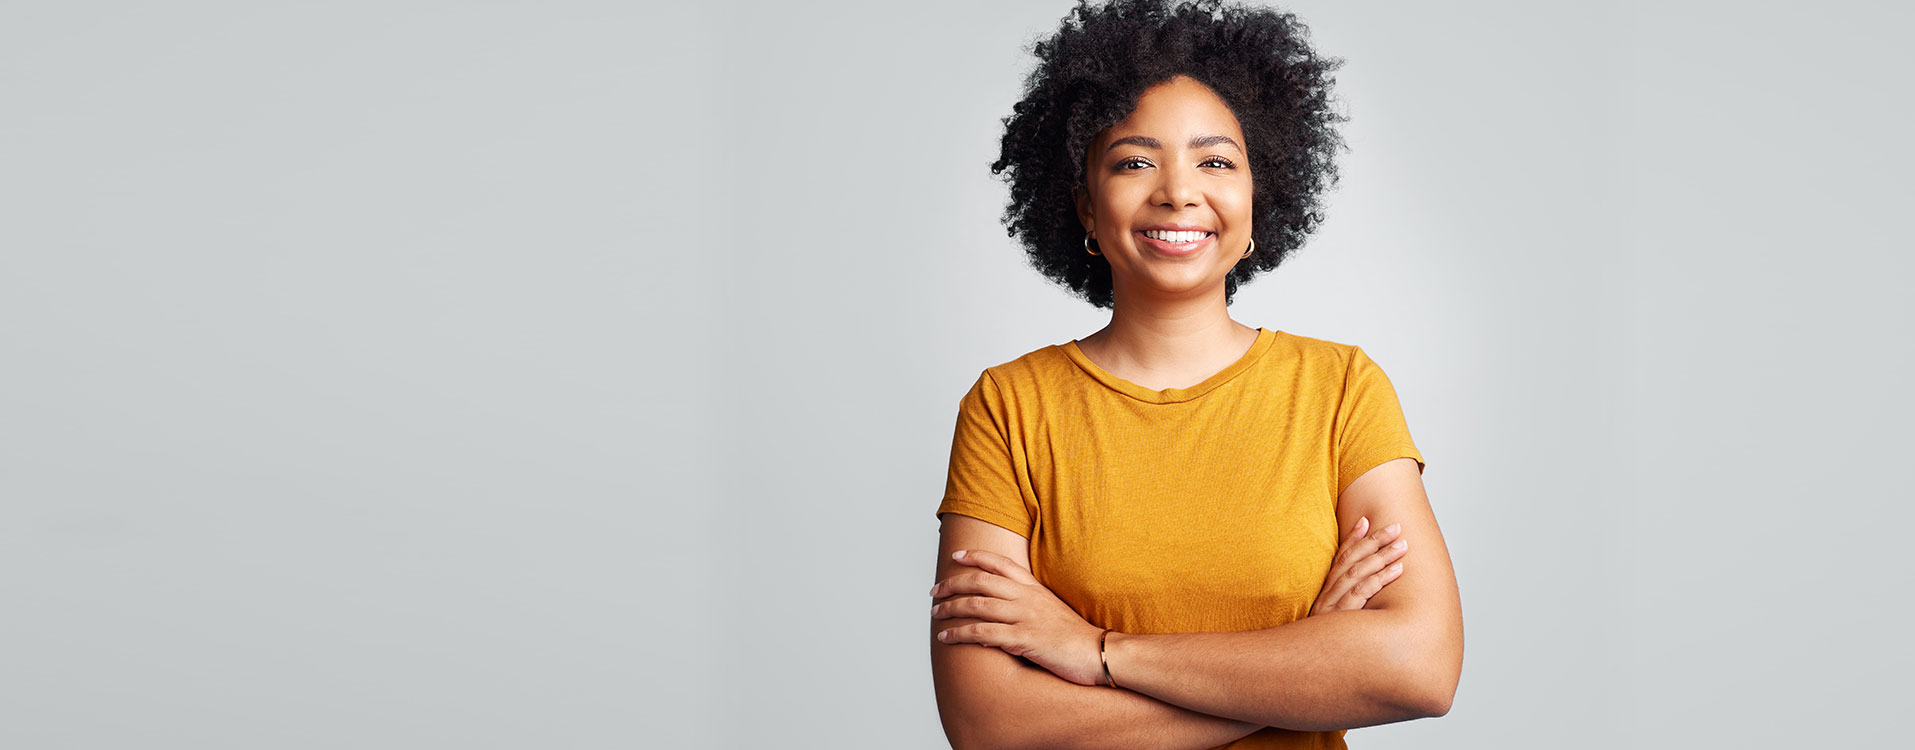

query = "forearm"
[943,652,1260,750]
[1103,609,1441,732]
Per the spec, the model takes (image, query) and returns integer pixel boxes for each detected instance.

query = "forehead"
[1097,75,1244,147]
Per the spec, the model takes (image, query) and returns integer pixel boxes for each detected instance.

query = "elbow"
[1418,641,1462,718]
[1411,656,1461,719]
[1381,633,1460,720]
[938,707,988,750]
[939,699,1027,750]
[1398,656,1460,719]
[1413,681,1455,719]
[945,720,1027,750]
[949,736,1003,750]
[1382,618,1462,720]
[944,727,987,750]
[1382,671,1453,720]
[946,705,1082,750]
[934,656,1046,749]
[940,718,980,750]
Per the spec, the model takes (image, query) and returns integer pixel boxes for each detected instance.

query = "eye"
[1116,157,1152,171]
[1201,157,1236,169]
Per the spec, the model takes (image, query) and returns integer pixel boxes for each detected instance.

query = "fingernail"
[953,550,967,560]
[1391,540,1406,550]
[1385,523,1400,534]
[1388,562,1403,573]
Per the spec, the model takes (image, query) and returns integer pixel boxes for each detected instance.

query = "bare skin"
[1070,74,1261,391]
[930,74,1464,747]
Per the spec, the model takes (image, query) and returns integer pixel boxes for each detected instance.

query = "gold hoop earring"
[1241,238,1256,259]
[1085,233,1102,256]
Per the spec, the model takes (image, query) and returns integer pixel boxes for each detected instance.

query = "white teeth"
[1142,230,1209,243]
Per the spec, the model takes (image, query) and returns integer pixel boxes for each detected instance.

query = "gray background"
[3,0,1910,747]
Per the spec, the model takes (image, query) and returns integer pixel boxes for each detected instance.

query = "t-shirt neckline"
[1060,327,1279,404]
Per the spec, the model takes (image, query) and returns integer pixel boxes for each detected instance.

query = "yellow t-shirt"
[936,327,1425,750]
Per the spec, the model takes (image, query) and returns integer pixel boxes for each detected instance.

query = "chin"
[1134,276,1229,299]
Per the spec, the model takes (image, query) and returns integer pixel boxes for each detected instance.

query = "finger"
[1338,521,1402,582]
[1335,553,1407,610]
[932,595,1014,623]
[1330,516,1369,571]
[950,549,1040,586]
[1330,519,1397,582]
[1320,530,1384,609]
[1316,561,1358,615]
[936,622,1013,649]
[1339,561,1405,608]
[931,571,1022,602]
[1356,536,1409,571]
[1320,534,1407,612]
[1321,556,1380,613]
[1338,537,1409,589]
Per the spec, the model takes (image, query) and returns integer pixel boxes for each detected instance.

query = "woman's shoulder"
[974,340,1074,384]
[1266,328,1366,367]
[950,336,1085,400]
[1266,330,1411,388]
[1268,328,1352,352]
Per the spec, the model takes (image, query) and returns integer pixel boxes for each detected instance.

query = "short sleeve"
[935,371,1034,538]
[1334,346,1426,497]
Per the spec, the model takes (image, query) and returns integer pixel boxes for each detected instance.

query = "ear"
[1073,183,1095,235]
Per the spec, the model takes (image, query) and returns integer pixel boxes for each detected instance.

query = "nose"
[1152,163,1202,209]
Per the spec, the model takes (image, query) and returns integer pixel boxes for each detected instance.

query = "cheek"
[1226,177,1255,212]
[1094,181,1140,212]
[1093,198,1134,232]
[1220,187,1255,229]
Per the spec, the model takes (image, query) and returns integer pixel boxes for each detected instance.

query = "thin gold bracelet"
[1099,629,1120,688]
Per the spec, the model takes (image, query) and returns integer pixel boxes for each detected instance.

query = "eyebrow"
[1105,134,1244,154]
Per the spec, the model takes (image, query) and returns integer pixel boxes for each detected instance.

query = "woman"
[928,1,1464,748]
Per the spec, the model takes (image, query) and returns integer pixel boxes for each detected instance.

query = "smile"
[1135,229,1214,256]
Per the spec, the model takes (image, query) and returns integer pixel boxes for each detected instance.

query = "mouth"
[1135,229,1215,256]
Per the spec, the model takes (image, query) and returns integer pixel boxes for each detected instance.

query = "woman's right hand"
[1309,516,1408,615]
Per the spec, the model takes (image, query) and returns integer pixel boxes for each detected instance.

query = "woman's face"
[1076,75,1254,306]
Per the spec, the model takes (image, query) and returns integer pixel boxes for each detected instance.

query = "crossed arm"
[930,458,1463,749]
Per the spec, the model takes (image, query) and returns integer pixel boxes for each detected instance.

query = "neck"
[1078,285,1258,376]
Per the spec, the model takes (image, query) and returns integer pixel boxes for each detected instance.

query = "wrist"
[1099,629,1127,688]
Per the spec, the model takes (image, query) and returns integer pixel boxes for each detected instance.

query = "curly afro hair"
[991,0,1347,309]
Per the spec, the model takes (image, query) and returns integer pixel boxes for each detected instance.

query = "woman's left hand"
[931,549,1108,687]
